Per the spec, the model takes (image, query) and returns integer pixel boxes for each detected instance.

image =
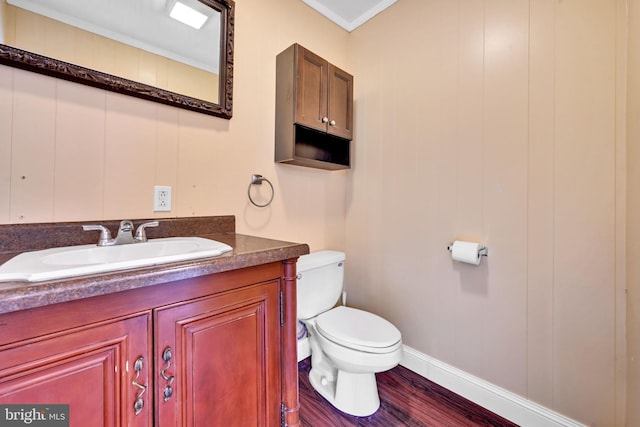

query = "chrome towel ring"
[248,174,274,207]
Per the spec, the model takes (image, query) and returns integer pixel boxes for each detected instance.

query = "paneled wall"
[0,0,635,424]
[345,0,626,425]
[0,0,350,250]
[627,0,640,424]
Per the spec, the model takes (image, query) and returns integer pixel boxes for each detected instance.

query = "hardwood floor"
[298,358,519,427]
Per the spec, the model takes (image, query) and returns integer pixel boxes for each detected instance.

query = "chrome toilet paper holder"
[447,242,488,257]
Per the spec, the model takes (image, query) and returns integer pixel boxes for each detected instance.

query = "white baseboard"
[400,345,585,427]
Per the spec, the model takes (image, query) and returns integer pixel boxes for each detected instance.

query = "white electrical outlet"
[153,186,172,212]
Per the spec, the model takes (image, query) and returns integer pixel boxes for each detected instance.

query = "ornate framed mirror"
[0,0,234,118]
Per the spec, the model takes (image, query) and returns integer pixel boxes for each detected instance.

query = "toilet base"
[297,336,311,362]
[309,367,380,417]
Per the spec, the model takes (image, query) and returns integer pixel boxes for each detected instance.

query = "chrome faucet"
[114,220,135,245]
[83,220,159,246]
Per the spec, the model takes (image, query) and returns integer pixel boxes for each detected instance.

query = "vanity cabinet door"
[0,314,152,427]
[154,280,281,427]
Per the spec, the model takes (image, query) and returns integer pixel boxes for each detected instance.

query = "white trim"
[400,345,586,427]
[301,0,397,32]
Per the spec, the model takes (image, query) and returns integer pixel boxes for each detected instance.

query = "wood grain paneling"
[626,0,640,424]
[526,0,556,409]
[553,0,617,424]
[54,80,106,221]
[0,65,11,223]
[103,93,158,219]
[10,70,55,223]
[345,0,623,424]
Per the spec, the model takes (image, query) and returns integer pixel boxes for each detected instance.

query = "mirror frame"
[0,0,234,119]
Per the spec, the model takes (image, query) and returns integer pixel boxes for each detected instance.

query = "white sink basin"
[0,237,232,282]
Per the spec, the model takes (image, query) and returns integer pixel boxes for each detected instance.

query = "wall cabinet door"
[154,280,281,427]
[327,64,353,140]
[294,45,353,140]
[0,314,152,427]
[295,46,328,133]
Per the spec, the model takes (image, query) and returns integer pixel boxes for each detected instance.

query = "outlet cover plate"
[154,186,172,212]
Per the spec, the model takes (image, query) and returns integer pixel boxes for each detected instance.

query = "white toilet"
[296,250,403,417]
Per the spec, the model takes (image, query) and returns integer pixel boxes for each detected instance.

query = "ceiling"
[7,0,396,71]
[301,0,397,32]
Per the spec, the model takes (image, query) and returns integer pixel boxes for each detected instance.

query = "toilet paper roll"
[451,241,482,265]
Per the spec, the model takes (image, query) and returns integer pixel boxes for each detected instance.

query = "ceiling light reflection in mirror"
[170,2,208,29]
[2,0,221,103]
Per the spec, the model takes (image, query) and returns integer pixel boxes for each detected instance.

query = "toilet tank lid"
[297,250,345,272]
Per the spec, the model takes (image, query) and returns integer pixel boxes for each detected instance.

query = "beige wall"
[0,0,350,251]
[627,0,640,425]
[345,0,626,425]
[0,0,636,425]
[0,0,5,44]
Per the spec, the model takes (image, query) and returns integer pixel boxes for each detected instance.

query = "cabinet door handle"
[161,347,175,402]
[329,119,336,126]
[131,356,147,416]
[322,117,329,123]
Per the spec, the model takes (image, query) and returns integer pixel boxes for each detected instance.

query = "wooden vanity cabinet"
[276,43,354,170]
[0,261,299,427]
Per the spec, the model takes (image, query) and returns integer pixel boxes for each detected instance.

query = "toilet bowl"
[297,251,402,416]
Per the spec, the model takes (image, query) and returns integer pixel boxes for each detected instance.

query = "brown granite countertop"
[0,216,309,315]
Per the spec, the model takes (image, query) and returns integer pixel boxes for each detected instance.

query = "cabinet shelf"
[284,125,350,170]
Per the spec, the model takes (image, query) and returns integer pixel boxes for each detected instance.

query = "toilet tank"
[296,250,345,320]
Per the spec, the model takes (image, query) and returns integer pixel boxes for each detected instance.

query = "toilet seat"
[315,306,401,353]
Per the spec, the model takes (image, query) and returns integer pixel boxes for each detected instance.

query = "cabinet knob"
[134,398,144,414]
[329,120,336,126]
[163,386,174,401]
[322,117,329,123]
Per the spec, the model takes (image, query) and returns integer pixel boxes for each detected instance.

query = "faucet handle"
[82,224,114,246]
[135,221,159,242]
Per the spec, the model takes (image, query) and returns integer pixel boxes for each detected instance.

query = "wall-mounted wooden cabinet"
[275,44,354,170]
